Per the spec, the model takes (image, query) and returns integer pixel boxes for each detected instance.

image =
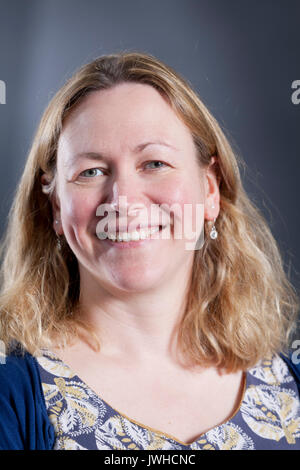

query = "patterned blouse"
[35,350,300,450]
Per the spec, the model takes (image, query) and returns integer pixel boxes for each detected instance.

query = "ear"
[41,173,63,235]
[204,156,220,221]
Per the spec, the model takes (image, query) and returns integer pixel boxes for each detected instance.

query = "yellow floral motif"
[197,423,254,450]
[54,436,87,450]
[241,384,300,444]
[203,444,215,450]
[248,355,294,386]
[38,352,75,379]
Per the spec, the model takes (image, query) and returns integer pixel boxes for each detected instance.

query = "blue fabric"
[280,352,300,395]
[0,345,55,450]
[0,345,299,450]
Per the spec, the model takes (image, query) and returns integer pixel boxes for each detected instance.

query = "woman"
[0,52,299,450]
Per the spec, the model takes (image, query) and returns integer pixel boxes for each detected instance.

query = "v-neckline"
[39,348,248,447]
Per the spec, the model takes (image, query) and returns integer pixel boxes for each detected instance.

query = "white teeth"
[106,226,161,242]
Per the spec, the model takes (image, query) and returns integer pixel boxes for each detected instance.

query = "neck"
[77,267,193,366]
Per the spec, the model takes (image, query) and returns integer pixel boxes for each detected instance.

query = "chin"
[109,269,165,294]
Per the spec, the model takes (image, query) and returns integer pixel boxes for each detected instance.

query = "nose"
[106,177,146,217]
[96,169,166,231]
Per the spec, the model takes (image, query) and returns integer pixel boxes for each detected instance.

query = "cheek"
[60,190,97,230]
[158,173,204,204]
[157,177,204,229]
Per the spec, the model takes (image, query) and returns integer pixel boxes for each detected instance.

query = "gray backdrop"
[0,0,299,314]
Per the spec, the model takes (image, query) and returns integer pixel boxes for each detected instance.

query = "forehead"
[58,82,195,156]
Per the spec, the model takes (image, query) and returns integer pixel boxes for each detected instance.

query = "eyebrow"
[134,141,178,152]
[71,141,178,163]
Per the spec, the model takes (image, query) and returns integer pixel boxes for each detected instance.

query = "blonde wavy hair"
[0,51,298,372]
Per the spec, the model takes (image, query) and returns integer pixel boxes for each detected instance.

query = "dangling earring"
[55,219,62,250]
[210,218,218,239]
[209,204,218,240]
[57,236,62,251]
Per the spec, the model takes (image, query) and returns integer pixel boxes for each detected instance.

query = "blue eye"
[80,168,104,177]
[144,161,167,170]
[78,162,167,179]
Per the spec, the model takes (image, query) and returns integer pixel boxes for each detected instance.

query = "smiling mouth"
[97,225,166,243]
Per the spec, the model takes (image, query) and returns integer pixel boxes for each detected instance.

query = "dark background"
[0,0,299,318]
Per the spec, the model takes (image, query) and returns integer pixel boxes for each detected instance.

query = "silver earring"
[210,218,218,239]
[54,220,62,250]
[57,236,62,251]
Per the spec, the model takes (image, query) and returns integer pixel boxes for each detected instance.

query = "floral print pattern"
[36,351,300,450]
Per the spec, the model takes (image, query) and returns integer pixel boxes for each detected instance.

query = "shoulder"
[246,350,300,396]
[279,350,300,393]
[0,344,40,390]
[0,343,55,450]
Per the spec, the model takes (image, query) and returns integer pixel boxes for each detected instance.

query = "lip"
[98,225,166,249]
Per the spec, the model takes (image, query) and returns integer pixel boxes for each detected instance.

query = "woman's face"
[53,82,218,294]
